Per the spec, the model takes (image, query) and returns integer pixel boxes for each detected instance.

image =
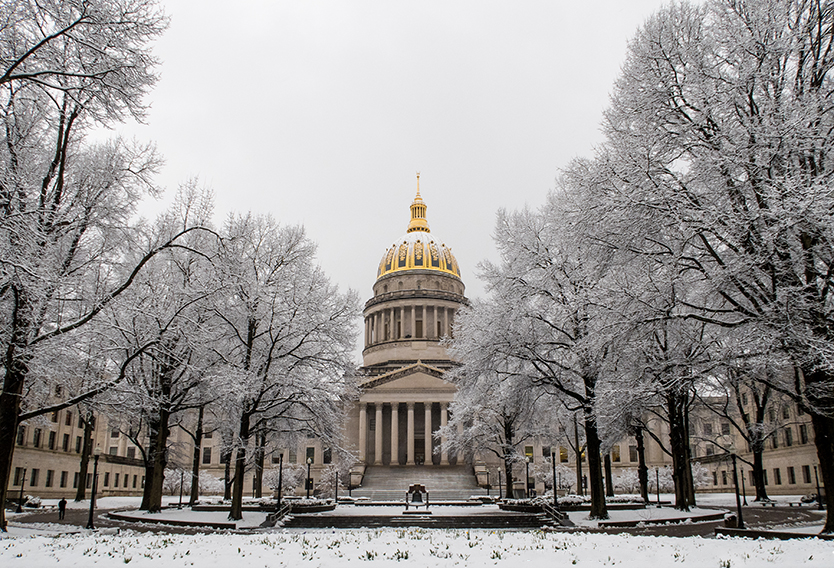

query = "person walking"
[58,498,67,520]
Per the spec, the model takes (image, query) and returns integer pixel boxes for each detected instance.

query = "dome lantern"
[407,172,430,233]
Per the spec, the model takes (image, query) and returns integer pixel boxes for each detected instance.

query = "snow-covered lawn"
[1,527,833,567]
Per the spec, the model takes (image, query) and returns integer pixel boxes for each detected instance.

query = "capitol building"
[346,176,469,490]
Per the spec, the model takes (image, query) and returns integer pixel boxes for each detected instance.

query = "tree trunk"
[0,290,32,532]
[667,391,694,511]
[229,413,250,520]
[635,426,649,503]
[223,448,232,500]
[750,436,769,501]
[74,413,94,501]
[140,414,161,510]
[145,407,171,513]
[604,453,614,497]
[804,367,834,533]
[189,406,204,506]
[583,410,608,519]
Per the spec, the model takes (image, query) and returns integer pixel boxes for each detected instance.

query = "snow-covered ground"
[1,527,833,567]
[3,493,829,567]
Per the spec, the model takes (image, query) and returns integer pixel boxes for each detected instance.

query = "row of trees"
[444,0,834,532]
[0,0,358,530]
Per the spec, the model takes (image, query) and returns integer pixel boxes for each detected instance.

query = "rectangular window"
[721,471,727,485]
[16,425,25,445]
[114,473,119,487]
[45,470,54,488]
[772,434,779,449]
[288,449,297,464]
[797,403,804,416]
[524,446,534,460]
[65,411,72,427]
[110,429,119,438]
[369,417,375,431]
[703,423,713,436]
[124,474,128,488]
[60,471,68,488]
[712,472,718,486]
[75,436,82,453]
[611,445,621,462]
[30,469,39,487]
[109,447,117,455]
[774,468,782,485]
[560,447,569,463]
[13,467,23,486]
[272,452,282,465]
[741,392,748,406]
[51,411,59,423]
[415,320,423,337]
[202,446,212,465]
[126,447,135,459]
[706,446,715,456]
[721,423,731,436]
[542,445,551,458]
[73,472,79,489]
[787,466,796,484]
[629,445,638,462]
[78,415,84,429]
[133,475,138,488]
[33,428,42,448]
[782,406,791,420]
[800,424,809,444]
[306,446,315,464]
[785,427,793,447]
[204,431,212,439]
[103,472,110,487]
[86,473,92,489]
[802,465,812,484]
[48,431,56,450]
[323,447,332,464]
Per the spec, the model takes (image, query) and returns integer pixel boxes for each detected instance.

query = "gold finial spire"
[407,173,430,233]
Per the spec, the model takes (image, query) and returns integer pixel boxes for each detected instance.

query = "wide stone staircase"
[350,465,482,502]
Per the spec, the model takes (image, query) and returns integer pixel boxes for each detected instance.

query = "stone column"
[374,404,383,465]
[424,402,433,466]
[390,403,399,465]
[406,403,415,465]
[429,305,436,339]
[442,307,448,338]
[440,402,449,465]
[411,305,416,337]
[364,317,369,347]
[358,403,367,463]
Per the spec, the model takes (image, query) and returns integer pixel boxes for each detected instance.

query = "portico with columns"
[353,363,460,466]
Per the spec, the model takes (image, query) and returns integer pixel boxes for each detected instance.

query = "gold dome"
[377,175,461,280]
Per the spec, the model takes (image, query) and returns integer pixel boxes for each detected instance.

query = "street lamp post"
[486,470,490,497]
[86,447,102,530]
[15,468,27,513]
[731,453,745,529]
[276,453,284,513]
[306,457,313,499]
[551,449,559,510]
[498,469,503,500]
[655,467,661,507]
[525,456,531,499]
[740,467,748,506]
[178,470,184,509]
[335,470,339,503]
[814,465,823,511]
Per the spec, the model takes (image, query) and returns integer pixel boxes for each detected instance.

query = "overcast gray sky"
[114,0,675,361]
